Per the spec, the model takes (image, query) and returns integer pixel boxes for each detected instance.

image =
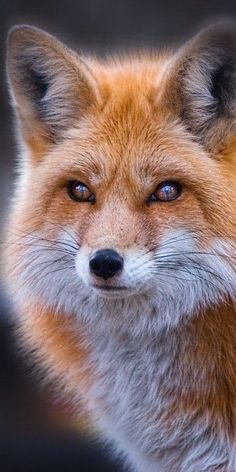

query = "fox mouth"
[91,284,132,298]
[92,284,128,291]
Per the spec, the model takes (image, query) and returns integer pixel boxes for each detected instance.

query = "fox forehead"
[38,103,212,196]
[36,60,202,176]
[86,53,170,100]
[35,57,215,188]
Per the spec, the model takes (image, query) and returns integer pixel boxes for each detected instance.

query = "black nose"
[89,249,124,280]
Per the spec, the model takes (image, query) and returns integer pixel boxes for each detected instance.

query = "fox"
[3,21,236,471]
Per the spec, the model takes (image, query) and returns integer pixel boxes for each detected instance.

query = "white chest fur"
[86,327,231,472]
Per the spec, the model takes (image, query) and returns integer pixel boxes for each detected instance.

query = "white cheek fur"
[11,228,236,336]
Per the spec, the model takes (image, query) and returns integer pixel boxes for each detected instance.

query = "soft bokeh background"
[1,1,236,470]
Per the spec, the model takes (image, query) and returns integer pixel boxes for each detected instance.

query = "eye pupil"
[149,181,182,203]
[68,181,95,203]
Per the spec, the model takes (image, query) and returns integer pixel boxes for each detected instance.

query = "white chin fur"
[13,229,236,336]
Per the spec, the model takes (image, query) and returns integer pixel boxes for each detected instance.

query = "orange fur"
[4,23,236,471]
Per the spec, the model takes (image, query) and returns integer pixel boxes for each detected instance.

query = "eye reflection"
[149,181,182,203]
[67,181,95,202]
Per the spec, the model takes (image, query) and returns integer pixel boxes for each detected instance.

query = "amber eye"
[149,181,182,203]
[67,181,95,203]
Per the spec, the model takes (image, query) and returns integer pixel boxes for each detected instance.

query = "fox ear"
[7,25,99,154]
[165,23,236,152]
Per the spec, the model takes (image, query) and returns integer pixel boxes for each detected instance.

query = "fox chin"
[3,21,236,471]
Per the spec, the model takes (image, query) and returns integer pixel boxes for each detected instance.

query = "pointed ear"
[164,23,236,153]
[7,25,99,154]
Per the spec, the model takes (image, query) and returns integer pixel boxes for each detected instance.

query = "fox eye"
[67,181,95,203]
[149,181,182,203]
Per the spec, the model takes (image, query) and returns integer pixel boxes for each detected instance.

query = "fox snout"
[89,249,124,280]
[76,243,150,296]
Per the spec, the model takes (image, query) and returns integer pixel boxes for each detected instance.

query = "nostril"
[108,258,122,272]
[89,249,124,280]
[90,259,100,272]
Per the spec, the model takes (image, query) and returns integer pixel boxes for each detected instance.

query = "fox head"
[5,24,236,335]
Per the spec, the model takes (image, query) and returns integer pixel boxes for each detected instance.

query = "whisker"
[4,226,79,253]
[13,242,76,259]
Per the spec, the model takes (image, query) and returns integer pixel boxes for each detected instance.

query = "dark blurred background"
[1,1,236,471]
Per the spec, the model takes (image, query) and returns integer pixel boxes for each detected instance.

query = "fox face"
[5,24,236,336]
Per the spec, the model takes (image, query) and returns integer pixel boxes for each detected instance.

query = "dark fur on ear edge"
[164,22,236,153]
[7,25,99,143]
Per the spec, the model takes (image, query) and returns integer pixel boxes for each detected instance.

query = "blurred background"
[1,0,236,470]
